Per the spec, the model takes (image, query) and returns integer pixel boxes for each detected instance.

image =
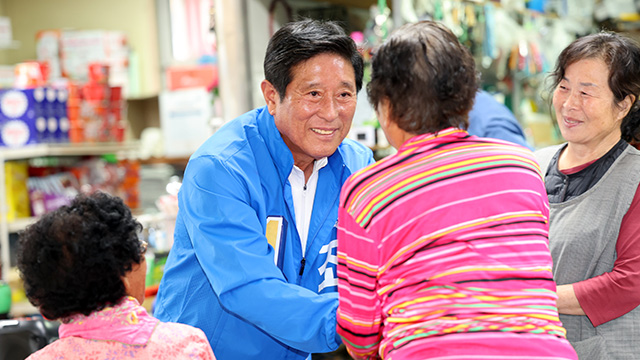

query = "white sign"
[159,87,213,158]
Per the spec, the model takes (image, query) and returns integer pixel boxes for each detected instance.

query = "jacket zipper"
[299,258,306,276]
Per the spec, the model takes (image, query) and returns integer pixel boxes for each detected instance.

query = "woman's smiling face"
[553,58,626,150]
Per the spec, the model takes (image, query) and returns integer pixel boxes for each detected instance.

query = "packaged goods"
[0,87,69,147]
[3,161,30,221]
[0,88,42,147]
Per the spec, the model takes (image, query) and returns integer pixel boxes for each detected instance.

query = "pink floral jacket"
[27,296,215,359]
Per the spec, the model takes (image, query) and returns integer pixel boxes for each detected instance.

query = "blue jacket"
[468,90,533,150]
[154,106,374,360]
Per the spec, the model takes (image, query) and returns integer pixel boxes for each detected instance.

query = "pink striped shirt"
[337,129,577,360]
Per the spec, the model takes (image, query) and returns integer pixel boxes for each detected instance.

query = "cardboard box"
[0,88,46,147]
[166,65,217,91]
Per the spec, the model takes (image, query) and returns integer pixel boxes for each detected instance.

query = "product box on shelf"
[166,64,218,91]
[3,161,30,221]
[66,82,83,143]
[0,88,43,147]
[51,87,69,143]
[44,87,57,142]
[0,86,70,147]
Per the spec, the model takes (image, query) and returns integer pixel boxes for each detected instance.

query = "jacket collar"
[256,106,295,184]
[255,106,347,184]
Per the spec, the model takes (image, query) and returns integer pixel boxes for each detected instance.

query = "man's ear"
[261,80,279,116]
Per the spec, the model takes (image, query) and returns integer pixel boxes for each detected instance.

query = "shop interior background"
[0,0,639,329]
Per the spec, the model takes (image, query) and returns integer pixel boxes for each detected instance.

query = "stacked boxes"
[67,82,82,143]
[108,86,126,142]
[44,87,70,143]
[2,89,41,146]
[0,86,69,148]
[82,64,110,142]
[55,87,70,143]
[0,88,40,147]
[67,63,126,143]
[37,29,130,97]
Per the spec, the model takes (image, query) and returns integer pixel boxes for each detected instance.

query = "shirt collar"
[398,127,469,152]
[59,296,158,345]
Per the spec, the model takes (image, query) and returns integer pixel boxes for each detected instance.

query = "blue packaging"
[0,88,46,147]
[55,88,69,143]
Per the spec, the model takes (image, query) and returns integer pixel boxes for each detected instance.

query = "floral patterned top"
[27,296,215,359]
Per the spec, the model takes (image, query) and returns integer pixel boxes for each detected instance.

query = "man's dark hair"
[264,19,364,101]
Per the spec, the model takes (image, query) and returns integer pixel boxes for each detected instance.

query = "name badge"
[266,216,287,270]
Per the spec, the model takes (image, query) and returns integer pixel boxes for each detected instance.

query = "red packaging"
[88,62,109,84]
[110,86,122,101]
[14,61,46,89]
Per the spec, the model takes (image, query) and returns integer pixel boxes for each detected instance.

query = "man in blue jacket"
[154,19,374,360]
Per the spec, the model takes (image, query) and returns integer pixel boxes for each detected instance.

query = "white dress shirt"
[288,157,328,256]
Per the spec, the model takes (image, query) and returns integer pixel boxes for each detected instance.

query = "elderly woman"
[335,21,577,360]
[535,32,640,359]
[17,192,215,359]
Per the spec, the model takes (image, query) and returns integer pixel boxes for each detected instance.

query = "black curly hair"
[16,191,144,320]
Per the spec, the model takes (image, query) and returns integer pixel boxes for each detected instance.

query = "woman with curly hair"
[17,192,215,359]
[335,21,577,359]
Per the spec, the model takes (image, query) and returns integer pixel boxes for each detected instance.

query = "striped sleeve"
[337,186,383,360]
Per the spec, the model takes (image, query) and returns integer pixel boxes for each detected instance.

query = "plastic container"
[0,281,11,316]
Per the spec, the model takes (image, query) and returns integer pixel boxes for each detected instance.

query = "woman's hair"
[549,31,640,142]
[367,20,479,134]
[264,18,364,101]
[17,192,144,320]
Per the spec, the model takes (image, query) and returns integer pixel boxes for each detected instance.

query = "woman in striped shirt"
[336,21,577,360]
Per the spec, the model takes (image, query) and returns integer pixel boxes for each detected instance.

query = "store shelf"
[7,217,37,233]
[0,141,140,161]
[7,212,159,234]
[1,141,141,282]
[9,300,38,318]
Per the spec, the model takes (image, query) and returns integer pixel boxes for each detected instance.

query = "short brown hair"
[367,20,479,134]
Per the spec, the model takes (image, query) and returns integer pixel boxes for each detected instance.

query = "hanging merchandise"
[364,0,392,46]
[400,0,420,23]
[483,3,497,63]
[502,0,528,11]
[369,0,590,150]
[527,0,547,12]
[268,0,293,37]
[376,0,392,39]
